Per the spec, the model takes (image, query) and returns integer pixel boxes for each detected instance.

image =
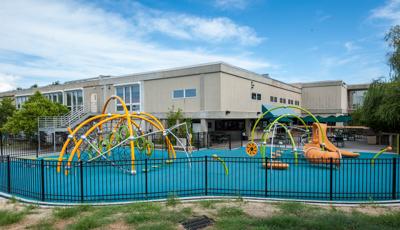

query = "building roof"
[0,62,302,97]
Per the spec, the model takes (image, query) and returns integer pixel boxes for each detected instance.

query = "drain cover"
[181,215,214,230]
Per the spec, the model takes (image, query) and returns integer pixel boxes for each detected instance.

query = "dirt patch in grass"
[103,220,131,230]
[241,202,279,218]
[2,198,400,230]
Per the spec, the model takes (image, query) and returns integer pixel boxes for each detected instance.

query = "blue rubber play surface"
[1,147,399,203]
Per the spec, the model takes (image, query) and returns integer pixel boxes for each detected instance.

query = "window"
[172,88,197,99]
[116,84,141,112]
[185,88,196,97]
[44,92,63,104]
[252,93,261,100]
[173,90,184,99]
[270,96,274,102]
[65,90,83,110]
[15,96,30,109]
[280,98,287,103]
[273,97,277,102]
[288,99,294,105]
[295,100,300,106]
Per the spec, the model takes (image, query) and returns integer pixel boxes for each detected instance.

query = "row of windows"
[43,92,63,104]
[116,84,141,112]
[15,90,83,110]
[269,96,299,105]
[15,96,29,109]
[173,88,196,99]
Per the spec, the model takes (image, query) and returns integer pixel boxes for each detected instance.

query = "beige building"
[0,62,368,139]
[0,63,302,140]
[294,81,369,116]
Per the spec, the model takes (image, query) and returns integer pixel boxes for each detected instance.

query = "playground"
[0,96,399,204]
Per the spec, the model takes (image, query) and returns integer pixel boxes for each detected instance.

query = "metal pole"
[0,131,3,157]
[41,159,45,201]
[205,156,208,196]
[80,162,84,203]
[145,159,148,199]
[392,158,397,200]
[329,158,333,201]
[36,135,39,158]
[197,132,200,150]
[53,131,56,153]
[241,133,243,148]
[229,134,232,150]
[37,118,41,152]
[7,155,11,193]
[265,157,268,197]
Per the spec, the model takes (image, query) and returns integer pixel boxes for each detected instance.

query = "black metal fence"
[0,155,399,203]
[1,131,235,158]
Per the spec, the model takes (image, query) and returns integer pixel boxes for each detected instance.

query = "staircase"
[38,106,93,132]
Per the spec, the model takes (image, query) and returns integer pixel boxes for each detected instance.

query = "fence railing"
[0,156,398,203]
[0,131,240,158]
[38,105,91,130]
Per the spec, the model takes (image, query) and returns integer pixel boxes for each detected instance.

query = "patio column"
[200,119,208,132]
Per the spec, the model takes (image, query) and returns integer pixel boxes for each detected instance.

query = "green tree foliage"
[352,26,400,132]
[3,91,68,136]
[359,79,400,132]
[385,25,400,80]
[166,106,192,138]
[0,98,16,130]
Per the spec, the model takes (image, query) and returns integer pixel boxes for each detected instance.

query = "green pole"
[251,105,325,150]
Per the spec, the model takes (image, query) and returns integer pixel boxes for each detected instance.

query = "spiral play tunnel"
[56,95,189,175]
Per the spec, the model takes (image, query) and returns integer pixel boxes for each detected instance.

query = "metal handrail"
[39,105,90,129]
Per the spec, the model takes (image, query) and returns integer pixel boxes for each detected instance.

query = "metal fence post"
[329,158,333,201]
[7,155,11,194]
[392,158,397,200]
[205,156,208,196]
[229,135,232,150]
[0,132,3,157]
[40,159,45,201]
[145,159,148,199]
[80,162,84,203]
[36,135,39,158]
[265,157,268,197]
[197,132,200,150]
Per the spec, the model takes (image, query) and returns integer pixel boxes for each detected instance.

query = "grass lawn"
[1,197,400,230]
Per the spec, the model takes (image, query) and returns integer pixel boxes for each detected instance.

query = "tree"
[385,25,400,80]
[3,91,68,136]
[352,25,400,132]
[0,97,16,130]
[166,106,192,141]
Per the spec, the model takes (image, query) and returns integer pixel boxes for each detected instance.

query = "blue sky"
[0,0,399,92]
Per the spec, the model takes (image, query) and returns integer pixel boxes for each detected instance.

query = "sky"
[0,0,399,92]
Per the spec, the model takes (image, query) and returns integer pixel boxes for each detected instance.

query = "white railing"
[39,105,90,130]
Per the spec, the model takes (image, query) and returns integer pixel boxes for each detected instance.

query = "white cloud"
[344,41,360,52]
[315,10,332,22]
[135,8,263,45]
[370,0,400,25]
[214,0,249,10]
[0,0,270,92]
[0,73,19,92]
[321,55,360,68]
